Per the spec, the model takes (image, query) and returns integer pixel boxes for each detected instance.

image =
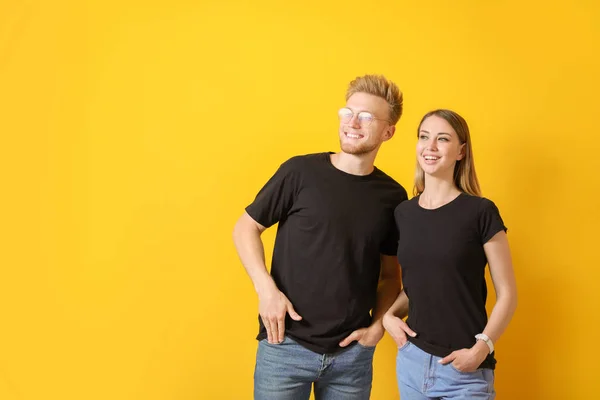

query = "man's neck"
[330,151,377,176]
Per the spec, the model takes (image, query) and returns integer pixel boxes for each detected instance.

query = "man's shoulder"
[279,152,329,169]
[373,168,408,199]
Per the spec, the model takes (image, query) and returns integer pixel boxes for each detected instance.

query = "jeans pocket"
[450,363,479,375]
[450,363,463,374]
[397,341,411,352]
[482,368,496,394]
[356,341,377,350]
[261,336,294,346]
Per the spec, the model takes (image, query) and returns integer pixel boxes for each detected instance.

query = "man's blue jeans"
[254,336,375,400]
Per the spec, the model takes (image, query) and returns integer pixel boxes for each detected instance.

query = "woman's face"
[416,115,465,177]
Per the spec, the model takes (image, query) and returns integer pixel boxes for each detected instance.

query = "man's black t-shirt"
[246,152,407,354]
[395,193,507,369]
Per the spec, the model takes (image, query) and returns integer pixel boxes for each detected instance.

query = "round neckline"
[324,152,379,180]
[415,192,466,211]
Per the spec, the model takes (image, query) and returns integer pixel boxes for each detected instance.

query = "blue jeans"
[396,342,495,399]
[254,336,375,400]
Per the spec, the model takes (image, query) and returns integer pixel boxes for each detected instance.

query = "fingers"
[397,319,417,337]
[391,332,407,348]
[268,315,282,344]
[261,317,273,343]
[389,328,408,348]
[438,351,456,365]
[286,302,303,321]
[339,330,361,347]
[262,315,282,344]
[384,317,416,347]
[260,294,302,344]
[277,317,285,343]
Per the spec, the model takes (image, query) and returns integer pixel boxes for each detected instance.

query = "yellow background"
[1,0,599,399]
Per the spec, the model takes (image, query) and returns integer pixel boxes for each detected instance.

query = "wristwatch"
[475,333,494,354]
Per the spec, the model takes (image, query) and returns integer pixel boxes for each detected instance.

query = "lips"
[345,132,364,139]
[422,154,440,164]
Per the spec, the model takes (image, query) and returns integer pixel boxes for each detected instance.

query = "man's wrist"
[254,275,278,297]
[368,321,385,336]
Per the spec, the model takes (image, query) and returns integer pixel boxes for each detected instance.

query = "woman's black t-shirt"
[395,193,507,369]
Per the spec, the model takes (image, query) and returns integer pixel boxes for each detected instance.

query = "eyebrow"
[347,107,373,114]
[419,130,451,136]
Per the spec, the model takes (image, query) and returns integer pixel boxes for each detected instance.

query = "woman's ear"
[457,143,466,160]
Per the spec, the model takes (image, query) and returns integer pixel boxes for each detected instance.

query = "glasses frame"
[338,107,392,127]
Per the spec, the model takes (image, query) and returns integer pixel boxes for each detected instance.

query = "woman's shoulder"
[394,195,420,213]
[458,194,502,217]
[459,193,496,206]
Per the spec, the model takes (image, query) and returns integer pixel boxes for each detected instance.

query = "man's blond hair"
[346,74,403,124]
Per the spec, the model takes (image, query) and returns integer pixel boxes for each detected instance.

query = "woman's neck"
[419,175,461,209]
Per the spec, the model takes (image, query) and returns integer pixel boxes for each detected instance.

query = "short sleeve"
[245,158,300,228]
[478,198,508,244]
[380,224,400,256]
[380,192,408,255]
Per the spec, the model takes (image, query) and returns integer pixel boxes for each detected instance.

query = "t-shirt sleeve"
[479,198,508,244]
[380,190,408,256]
[245,158,299,228]
[380,225,400,256]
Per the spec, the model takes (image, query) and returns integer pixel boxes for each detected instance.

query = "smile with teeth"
[423,155,440,164]
[345,132,363,139]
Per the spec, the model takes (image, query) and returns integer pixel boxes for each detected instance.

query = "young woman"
[383,110,517,399]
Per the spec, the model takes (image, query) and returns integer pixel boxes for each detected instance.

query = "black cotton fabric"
[395,193,507,369]
[246,152,407,354]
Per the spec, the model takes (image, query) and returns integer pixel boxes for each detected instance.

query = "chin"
[340,141,378,156]
[421,166,454,179]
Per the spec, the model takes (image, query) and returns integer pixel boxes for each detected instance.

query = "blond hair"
[414,109,482,197]
[346,75,403,124]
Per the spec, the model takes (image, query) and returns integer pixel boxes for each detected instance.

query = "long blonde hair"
[414,109,481,197]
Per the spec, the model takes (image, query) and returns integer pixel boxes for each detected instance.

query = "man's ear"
[383,125,396,141]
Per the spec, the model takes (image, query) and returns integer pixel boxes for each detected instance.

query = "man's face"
[338,92,394,156]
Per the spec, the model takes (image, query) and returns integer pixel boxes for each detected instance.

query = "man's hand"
[258,288,302,344]
[437,341,489,372]
[339,324,384,348]
[382,313,417,348]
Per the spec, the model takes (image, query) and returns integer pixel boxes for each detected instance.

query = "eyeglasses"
[338,107,391,127]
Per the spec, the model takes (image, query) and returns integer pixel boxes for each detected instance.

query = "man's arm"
[233,212,302,344]
[339,255,401,347]
[371,254,402,326]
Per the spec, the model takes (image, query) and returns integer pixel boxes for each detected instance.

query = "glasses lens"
[338,108,353,123]
[358,112,373,127]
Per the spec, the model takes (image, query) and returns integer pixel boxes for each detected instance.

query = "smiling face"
[416,115,465,178]
[338,92,395,156]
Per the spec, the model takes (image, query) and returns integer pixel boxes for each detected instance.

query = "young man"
[233,75,407,400]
